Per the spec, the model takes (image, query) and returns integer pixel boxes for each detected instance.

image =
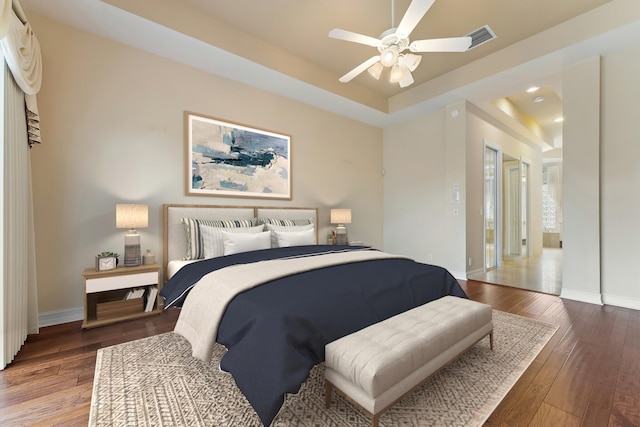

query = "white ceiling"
[19,0,640,149]
[175,0,610,97]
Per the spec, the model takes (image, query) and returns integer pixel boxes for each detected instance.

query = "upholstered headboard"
[162,204,318,281]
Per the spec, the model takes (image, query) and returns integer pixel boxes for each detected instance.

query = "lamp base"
[335,225,348,245]
[123,232,142,267]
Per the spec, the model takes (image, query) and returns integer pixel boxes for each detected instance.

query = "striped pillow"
[181,217,255,260]
[259,217,314,226]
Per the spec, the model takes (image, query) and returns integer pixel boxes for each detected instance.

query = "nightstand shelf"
[82,263,161,329]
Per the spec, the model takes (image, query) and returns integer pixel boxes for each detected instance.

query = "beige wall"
[29,16,383,318]
[561,57,602,304]
[601,44,640,307]
[444,101,468,277]
[557,47,640,310]
[383,109,448,267]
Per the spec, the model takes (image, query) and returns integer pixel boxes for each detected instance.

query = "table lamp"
[331,208,351,245]
[116,204,148,267]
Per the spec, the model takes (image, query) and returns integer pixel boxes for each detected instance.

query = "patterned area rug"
[89,311,557,427]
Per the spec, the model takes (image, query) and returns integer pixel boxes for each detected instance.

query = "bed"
[160,204,467,426]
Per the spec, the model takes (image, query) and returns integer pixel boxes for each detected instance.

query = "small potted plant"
[95,251,120,271]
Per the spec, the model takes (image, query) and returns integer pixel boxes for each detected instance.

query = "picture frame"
[185,111,292,200]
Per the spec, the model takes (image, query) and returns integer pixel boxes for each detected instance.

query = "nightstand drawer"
[86,271,157,293]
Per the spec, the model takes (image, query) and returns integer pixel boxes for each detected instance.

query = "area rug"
[89,310,557,427]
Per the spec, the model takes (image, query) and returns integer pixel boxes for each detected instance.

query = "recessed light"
[533,96,544,103]
[526,86,540,93]
[553,117,564,123]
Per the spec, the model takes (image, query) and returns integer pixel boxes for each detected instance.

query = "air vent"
[466,25,496,50]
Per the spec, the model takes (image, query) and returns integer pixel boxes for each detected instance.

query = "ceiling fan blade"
[329,28,381,47]
[409,36,472,52]
[339,55,381,83]
[396,0,436,37]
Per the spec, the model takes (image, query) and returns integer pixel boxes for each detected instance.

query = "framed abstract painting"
[185,111,292,200]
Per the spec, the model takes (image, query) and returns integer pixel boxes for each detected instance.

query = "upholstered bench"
[324,295,493,427]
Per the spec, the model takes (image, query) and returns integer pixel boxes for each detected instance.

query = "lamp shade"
[389,64,403,83]
[116,204,148,229]
[330,208,352,225]
[367,61,383,80]
[403,53,422,72]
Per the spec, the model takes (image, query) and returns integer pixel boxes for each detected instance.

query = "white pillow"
[222,230,271,255]
[265,223,314,247]
[274,228,316,247]
[201,224,264,259]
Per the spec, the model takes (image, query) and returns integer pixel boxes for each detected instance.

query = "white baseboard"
[466,268,484,278]
[602,294,640,311]
[560,288,603,306]
[451,270,467,281]
[39,306,84,328]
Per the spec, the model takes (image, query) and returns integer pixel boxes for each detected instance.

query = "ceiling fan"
[329,0,472,88]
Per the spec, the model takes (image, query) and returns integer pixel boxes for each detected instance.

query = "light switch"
[451,191,460,204]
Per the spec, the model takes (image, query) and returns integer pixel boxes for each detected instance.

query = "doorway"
[471,149,563,296]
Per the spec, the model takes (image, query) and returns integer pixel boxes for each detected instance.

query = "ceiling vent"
[466,25,496,50]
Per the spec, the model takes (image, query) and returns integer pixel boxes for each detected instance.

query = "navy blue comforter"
[161,246,467,426]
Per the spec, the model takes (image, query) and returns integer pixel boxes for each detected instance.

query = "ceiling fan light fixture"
[398,64,414,87]
[367,62,383,79]
[389,64,404,83]
[380,46,399,67]
[402,53,422,72]
[399,73,414,88]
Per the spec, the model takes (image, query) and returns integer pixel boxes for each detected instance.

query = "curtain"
[0,1,10,37]
[1,59,39,369]
[0,0,42,147]
[0,0,40,369]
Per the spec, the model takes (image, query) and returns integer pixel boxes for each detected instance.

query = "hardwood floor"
[1,281,638,426]
[468,248,563,296]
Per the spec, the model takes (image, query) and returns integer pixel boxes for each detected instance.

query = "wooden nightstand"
[82,263,161,329]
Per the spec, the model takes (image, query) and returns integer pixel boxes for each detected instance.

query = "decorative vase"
[143,249,155,265]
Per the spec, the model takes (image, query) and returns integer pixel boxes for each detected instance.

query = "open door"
[484,143,501,270]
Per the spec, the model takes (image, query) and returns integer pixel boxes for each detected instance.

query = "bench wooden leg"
[489,330,494,350]
[371,413,380,427]
[325,380,332,409]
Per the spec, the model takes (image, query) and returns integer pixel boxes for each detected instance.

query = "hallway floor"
[467,248,562,295]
